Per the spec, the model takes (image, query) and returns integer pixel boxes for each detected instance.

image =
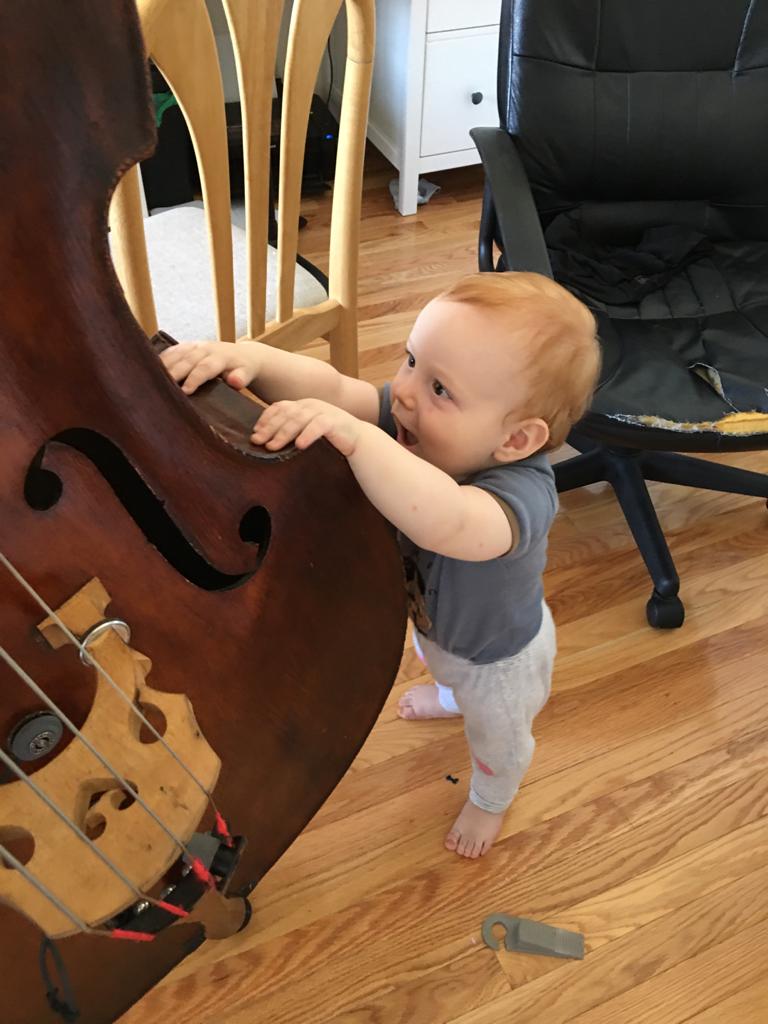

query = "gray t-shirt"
[379,384,557,664]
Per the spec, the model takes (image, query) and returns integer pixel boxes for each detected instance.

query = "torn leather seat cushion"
[545,207,768,436]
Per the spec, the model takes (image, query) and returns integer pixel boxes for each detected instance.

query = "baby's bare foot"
[444,799,503,858]
[397,683,461,720]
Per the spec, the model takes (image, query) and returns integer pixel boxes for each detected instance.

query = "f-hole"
[25,430,270,591]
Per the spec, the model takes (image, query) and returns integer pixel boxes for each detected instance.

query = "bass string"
[0,841,160,943]
[0,744,188,921]
[0,551,219,813]
[0,644,194,861]
[0,840,92,937]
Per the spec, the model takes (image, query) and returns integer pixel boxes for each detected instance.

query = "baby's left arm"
[251,399,515,561]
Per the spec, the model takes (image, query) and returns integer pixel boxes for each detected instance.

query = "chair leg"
[604,450,685,628]
[327,310,359,377]
[554,448,605,493]
[642,451,768,498]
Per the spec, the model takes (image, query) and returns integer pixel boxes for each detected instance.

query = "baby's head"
[390,272,600,477]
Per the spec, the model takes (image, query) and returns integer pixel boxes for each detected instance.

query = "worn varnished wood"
[121,150,768,1023]
[0,4,403,1022]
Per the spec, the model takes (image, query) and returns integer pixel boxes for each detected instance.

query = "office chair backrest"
[110,0,373,375]
[498,0,768,234]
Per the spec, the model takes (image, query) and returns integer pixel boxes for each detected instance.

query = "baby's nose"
[393,382,416,410]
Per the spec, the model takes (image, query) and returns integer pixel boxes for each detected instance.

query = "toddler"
[161,272,600,858]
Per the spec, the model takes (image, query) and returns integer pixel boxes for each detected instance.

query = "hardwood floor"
[123,153,768,1023]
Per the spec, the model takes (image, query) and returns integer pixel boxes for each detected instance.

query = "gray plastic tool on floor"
[481,913,585,960]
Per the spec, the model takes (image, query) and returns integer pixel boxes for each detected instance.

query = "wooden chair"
[109,0,373,376]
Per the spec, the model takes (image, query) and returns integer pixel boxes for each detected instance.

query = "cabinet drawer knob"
[471,91,483,105]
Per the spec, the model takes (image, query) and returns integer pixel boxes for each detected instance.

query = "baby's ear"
[495,418,550,463]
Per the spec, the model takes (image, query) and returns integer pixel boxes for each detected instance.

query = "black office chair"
[472,0,768,628]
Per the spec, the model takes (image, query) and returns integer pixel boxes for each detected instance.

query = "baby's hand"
[160,341,256,395]
[251,399,362,457]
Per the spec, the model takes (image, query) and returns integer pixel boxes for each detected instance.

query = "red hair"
[438,272,600,450]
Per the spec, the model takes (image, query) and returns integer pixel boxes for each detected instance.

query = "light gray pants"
[416,604,556,814]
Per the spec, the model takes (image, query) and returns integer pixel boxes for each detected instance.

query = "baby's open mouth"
[394,416,418,448]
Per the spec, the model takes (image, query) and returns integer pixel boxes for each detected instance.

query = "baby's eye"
[406,352,416,368]
[432,379,451,399]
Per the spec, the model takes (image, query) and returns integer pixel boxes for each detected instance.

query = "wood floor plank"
[555,553,768,687]
[229,941,510,1024]
[565,917,768,1024]
[446,861,768,1024]
[682,975,768,1024]
[549,504,768,623]
[490,816,768,993]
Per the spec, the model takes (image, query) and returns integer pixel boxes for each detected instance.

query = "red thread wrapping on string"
[214,810,235,848]
[156,900,189,918]
[191,857,215,888]
[109,928,155,943]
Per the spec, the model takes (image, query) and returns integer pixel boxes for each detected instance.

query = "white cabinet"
[426,0,502,33]
[367,0,501,215]
[420,27,500,157]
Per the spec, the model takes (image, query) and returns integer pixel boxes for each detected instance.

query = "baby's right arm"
[160,340,380,423]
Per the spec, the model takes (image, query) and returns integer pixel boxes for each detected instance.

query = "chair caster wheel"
[646,591,685,629]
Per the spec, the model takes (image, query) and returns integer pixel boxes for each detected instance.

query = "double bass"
[0,2,405,1020]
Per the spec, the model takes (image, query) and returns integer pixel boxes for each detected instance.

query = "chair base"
[555,436,768,628]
